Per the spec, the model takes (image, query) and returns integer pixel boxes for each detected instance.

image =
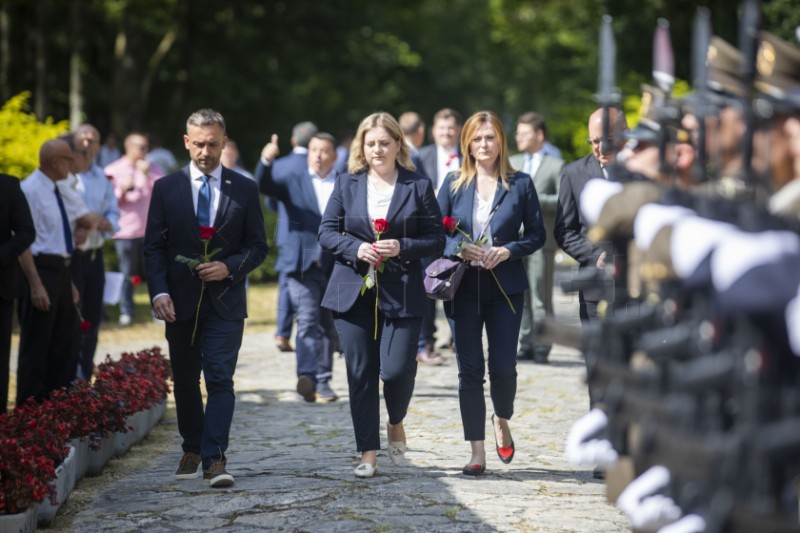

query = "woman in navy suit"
[437,111,545,475]
[319,112,445,478]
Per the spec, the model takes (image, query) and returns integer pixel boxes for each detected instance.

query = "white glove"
[565,408,619,466]
[617,466,682,531]
[658,514,706,533]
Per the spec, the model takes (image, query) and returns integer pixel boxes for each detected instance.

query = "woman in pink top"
[104,132,164,326]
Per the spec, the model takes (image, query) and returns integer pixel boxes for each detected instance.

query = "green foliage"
[0,92,69,179]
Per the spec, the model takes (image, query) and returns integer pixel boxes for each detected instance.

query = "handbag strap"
[475,187,509,242]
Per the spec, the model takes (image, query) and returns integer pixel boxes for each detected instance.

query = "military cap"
[755,31,800,109]
[707,36,746,97]
[624,84,664,144]
[625,84,691,145]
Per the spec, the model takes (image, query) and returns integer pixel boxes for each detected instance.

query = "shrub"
[0,92,69,179]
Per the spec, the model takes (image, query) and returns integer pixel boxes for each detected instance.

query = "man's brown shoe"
[175,452,201,479]
[204,460,234,488]
[275,336,294,352]
[296,375,316,403]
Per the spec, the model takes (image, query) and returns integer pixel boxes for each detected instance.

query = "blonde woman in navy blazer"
[319,112,445,478]
[437,111,545,475]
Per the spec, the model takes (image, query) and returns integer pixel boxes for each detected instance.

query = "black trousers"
[71,248,105,379]
[17,257,79,405]
[333,294,421,452]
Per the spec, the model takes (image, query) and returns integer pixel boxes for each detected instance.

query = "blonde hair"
[450,111,514,193]
[347,112,416,174]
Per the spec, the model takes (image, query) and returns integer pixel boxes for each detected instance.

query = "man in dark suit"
[0,174,35,413]
[144,109,268,488]
[258,132,340,403]
[416,108,463,363]
[398,111,426,174]
[554,107,628,322]
[256,121,318,353]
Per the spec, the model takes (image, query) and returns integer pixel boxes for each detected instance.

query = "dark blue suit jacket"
[255,151,307,255]
[258,163,334,276]
[437,171,546,295]
[143,166,269,321]
[319,168,445,317]
[553,154,607,301]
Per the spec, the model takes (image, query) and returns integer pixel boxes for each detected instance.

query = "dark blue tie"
[54,185,74,254]
[197,175,211,226]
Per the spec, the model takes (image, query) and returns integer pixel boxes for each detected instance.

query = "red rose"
[443,216,457,232]
[199,226,217,240]
[373,218,389,234]
[80,320,92,332]
[130,274,142,286]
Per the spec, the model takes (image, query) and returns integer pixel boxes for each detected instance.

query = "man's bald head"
[588,107,628,166]
[39,139,73,182]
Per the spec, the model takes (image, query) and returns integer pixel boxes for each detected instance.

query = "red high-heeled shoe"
[462,463,486,476]
[493,414,515,464]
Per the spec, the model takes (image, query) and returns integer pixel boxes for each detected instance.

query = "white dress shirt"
[436,145,459,191]
[22,169,87,257]
[189,163,222,225]
[310,167,336,215]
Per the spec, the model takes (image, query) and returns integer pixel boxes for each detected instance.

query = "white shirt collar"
[189,162,222,182]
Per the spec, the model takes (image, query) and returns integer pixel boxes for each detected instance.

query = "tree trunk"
[110,2,139,137]
[34,0,45,119]
[69,0,83,128]
[0,3,9,102]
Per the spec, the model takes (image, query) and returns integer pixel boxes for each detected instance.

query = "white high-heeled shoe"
[354,463,377,478]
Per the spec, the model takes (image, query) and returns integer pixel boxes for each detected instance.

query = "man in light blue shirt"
[74,124,121,379]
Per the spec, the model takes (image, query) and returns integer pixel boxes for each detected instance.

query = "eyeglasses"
[587,137,614,146]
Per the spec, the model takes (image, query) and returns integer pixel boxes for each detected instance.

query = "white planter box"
[0,503,38,533]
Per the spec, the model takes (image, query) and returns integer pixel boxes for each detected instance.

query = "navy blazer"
[255,151,307,250]
[259,163,334,276]
[143,166,269,321]
[437,171,546,296]
[0,174,35,301]
[553,154,606,301]
[318,168,445,317]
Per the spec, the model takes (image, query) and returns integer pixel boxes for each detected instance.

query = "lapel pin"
[225,180,231,184]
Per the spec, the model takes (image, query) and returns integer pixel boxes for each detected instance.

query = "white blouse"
[471,188,495,266]
[367,175,395,226]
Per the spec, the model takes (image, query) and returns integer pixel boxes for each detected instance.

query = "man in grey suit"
[511,113,564,364]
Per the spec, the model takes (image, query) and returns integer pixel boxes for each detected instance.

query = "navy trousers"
[165,296,244,469]
[333,294,420,452]
[275,270,295,339]
[287,265,337,384]
[445,268,524,441]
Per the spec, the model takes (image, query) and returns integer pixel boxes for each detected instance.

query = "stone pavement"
[62,284,630,532]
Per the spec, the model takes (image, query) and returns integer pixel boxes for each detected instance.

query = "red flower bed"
[0,346,172,515]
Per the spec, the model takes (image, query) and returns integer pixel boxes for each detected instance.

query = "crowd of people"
[2,16,800,532]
